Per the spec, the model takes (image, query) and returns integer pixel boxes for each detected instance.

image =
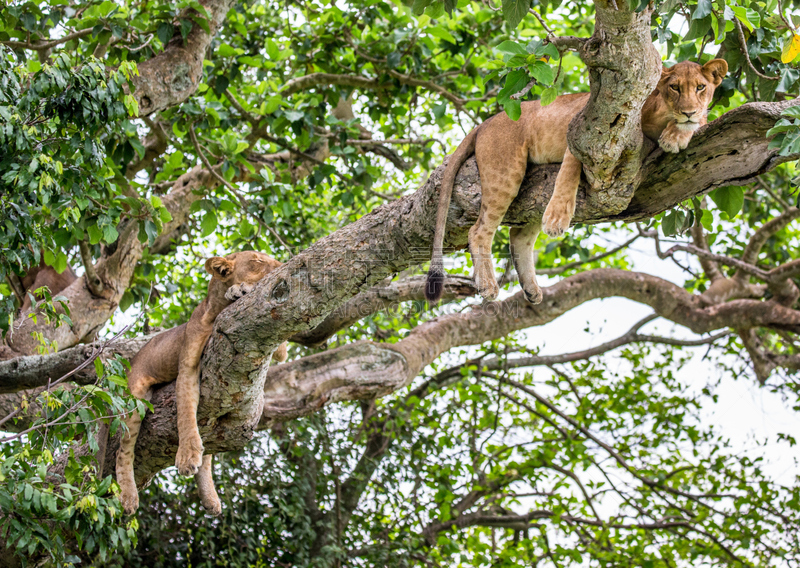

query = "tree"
[0,0,799,565]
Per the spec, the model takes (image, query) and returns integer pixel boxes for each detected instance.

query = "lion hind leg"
[542,148,581,237]
[116,375,155,515]
[471,157,527,302]
[196,454,222,516]
[510,222,543,304]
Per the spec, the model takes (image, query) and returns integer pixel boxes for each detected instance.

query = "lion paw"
[659,128,692,153]
[542,200,574,237]
[120,486,139,515]
[225,282,255,302]
[202,494,222,516]
[474,278,499,303]
[523,285,543,305]
[175,438,204,476]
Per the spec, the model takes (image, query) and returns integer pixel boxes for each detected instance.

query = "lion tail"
[425,126,480,303]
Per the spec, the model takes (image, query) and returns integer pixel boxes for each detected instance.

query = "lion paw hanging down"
[425,59,727,304]
[115,251,288,515]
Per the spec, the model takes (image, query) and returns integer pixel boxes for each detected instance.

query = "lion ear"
[205,257,234,278]
[702,59,728,86]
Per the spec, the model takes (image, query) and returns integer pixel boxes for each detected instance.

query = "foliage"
[102,342,800,567]
[0,0,799,566]
[0,355,142,567]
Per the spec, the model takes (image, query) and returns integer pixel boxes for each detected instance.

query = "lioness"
[116,251,288,515]
[425,59,728,304]
[19,260,77,312]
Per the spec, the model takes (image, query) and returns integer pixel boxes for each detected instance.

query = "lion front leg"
[115,375,155,515]
[175,363,204,477]
[658,121,695,153]
[196,454,222,516]
[542,148,581,237]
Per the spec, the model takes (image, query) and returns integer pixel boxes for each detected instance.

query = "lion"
[11,259,78,312]
[116,250,288,515]
[425,59,728,304]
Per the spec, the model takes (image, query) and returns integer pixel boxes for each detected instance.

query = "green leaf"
[265,39,280,60]
[284,110,304,122]
[428,26,457,44]
[103,224,118,244]
[412,0,433,15]
[530,60,555,85]
[692,0,711,20]
[503,98,522,121]
[87,225,103,245]
[201,211,218,237]
[44,249,55,268]
[157,22,173,46]
[662,210,678,236]
[495,40,528,57]
[709,186,744,218]
[144,220,159,244]
[498,69,529,103]
[540,86,558,106]
[54,251,67,274]
[502,0,531,29]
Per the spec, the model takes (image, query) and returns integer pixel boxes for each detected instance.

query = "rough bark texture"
[78,98,797,483]
[0,0,797,498]
[290,274,477,347]
[0,96,795,483]
[131,0,235,116]
[568,2,661,213]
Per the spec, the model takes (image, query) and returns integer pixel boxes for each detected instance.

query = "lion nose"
[683,111,696,118]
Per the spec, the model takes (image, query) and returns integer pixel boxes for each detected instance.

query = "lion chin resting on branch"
[115,251,288,516]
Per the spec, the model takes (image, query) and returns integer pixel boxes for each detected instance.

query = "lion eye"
[670,84,680,92]
[696,84,705,91]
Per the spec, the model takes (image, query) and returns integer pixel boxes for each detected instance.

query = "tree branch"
[130,0,236,116]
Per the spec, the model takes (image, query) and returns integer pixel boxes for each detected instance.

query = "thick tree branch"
[131,0,235,116]
[290,274,477,347]
[2,96,796,484]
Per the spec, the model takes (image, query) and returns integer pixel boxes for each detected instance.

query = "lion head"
[204,251,283,301]
[656,59,728,131]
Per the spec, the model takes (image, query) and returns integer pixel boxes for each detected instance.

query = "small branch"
[735,19,779,81]
[510,78,537,100]
[538,235,639,276]
[690,206,724,282]
[282,72,384,96]
[657,242,769,280]
[529,9,587,52]
[739,208,800,267]
[189,122,294,255]
[224,90,336,172]
[5,274,25,305]
[78,240,105,297]
[1,28,94,50]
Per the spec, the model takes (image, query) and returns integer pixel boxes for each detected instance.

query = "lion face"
[657,59,728,131]
[204,250,283,300]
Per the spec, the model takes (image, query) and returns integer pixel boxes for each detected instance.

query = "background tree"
[1,0,800,566]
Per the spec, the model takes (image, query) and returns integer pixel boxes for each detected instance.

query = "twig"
[529,9,586,52]
[538,235,639,276]
[78,240,105,297]
[1,28,94,50]
[189,122,295,256]
[735,19,779,81]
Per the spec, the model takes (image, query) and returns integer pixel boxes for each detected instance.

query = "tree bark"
[1,98,797,483]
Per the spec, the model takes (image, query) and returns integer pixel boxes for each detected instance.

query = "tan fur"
[116,251,288,515]
[425,60,727,304]
[19,260,78,312]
